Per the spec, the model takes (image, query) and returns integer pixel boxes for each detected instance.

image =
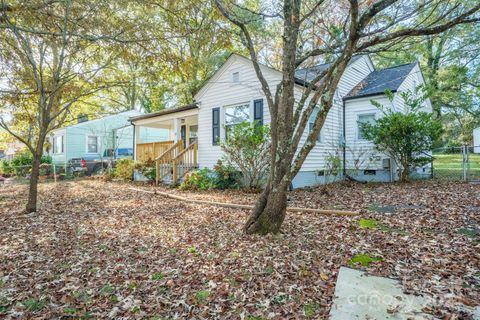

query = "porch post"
[134,124,140,162]
[173,118,182,143]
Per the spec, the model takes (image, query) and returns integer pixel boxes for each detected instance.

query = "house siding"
[196,55,277,169]
[343,64,432,182]
[393,63,432,113]
[195,54,374,183]
[49,111,168,164]
[299,55,374,172]
[344,95,391,175]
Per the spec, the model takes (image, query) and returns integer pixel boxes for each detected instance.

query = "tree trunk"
[244,176,290,234]
[399,162,410,182]
[26,154,41,213]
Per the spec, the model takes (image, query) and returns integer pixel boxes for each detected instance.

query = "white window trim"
[222,101,253,140]
[232,71,240,83]
[356,113,376,141]
[85,135,100,154]
[53,134,65,155]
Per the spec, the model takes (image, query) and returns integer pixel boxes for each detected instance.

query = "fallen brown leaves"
[0,180,478,319]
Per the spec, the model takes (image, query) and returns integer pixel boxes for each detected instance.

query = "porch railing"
[155,140,184,184]
[171,141,198,184]
[136,141,174,163]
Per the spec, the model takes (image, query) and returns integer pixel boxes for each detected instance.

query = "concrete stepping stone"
[329,267,431,319]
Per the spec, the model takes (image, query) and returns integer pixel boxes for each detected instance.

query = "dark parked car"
[68,148,133,175]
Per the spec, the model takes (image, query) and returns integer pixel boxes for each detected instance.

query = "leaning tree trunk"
[244,154,293,234]
[26,154,41,213]
[244,180,290,234]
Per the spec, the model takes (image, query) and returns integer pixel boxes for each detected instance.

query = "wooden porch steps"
[154,140,198,185]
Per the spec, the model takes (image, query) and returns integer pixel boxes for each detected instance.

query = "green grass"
[359,218,378,229]
[348,254,383,267]
[195,290,209,304]
[433,154,480,179]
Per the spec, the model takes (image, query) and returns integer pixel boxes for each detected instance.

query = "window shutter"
[212,107,220,145]
[253,99,263,127]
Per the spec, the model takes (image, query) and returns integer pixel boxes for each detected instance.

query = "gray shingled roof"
[345,63,416,99]
[294,55,364,83]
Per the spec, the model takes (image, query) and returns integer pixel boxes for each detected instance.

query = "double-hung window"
[357,114,376,140]
[53,135,64,154]
[87,135,99,154]
[224,103,250,139]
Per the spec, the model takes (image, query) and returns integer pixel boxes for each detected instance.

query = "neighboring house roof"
[345,63,417,100]
[129,103,199,122]
[294,55,364,83]
[50,110,142,134]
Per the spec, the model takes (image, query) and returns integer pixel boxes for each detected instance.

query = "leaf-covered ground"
[0,180,479,319]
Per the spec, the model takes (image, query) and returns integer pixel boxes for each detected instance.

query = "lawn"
[433,153,480,180]
[0,180,479,319]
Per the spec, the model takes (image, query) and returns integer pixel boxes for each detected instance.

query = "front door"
[189,125,198,145]
[180,125,186,148]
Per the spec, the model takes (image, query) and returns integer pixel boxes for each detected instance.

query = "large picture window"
[87,135,99,154]
[224,103,250,138]
[357,114,376,140]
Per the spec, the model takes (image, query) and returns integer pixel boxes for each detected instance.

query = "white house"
[474,127,480,153]
[130,54,432,187]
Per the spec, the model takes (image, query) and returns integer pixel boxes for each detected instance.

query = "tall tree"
[104,0,238,112]
[0,0,135,212]
[372,0,480,145]
[216,0,480,234]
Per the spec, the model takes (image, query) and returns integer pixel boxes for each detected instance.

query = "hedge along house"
[48,110,168,168]
[130,53,432,187]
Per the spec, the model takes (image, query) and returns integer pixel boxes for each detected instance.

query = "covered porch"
[130,104,199,184]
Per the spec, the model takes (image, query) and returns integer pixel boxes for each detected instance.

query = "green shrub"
[180,161,240,191]
[220,121,270,189]
[142,167,156,181]
[212,160,240,189]
[39,163,52,176]
[4,152,52,177]
[114,159,134,180]
[133,161,156,181]
[361,90,442,182]
[0,160,13,176]
[180,168,216,190]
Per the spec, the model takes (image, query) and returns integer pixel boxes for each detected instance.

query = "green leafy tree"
[361,91,442,182]
[0,0,135,212]
[221,121,271,190]
[374,0,480,145]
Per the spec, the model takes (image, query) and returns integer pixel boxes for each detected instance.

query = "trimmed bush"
[180,161,240,191]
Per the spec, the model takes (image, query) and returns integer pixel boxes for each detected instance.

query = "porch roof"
[129,103,198,122]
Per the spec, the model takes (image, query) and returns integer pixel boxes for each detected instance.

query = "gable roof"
[345,63,417,100]
[129,103,198,122]
[194,53,371,99]
[294,55,365,83]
